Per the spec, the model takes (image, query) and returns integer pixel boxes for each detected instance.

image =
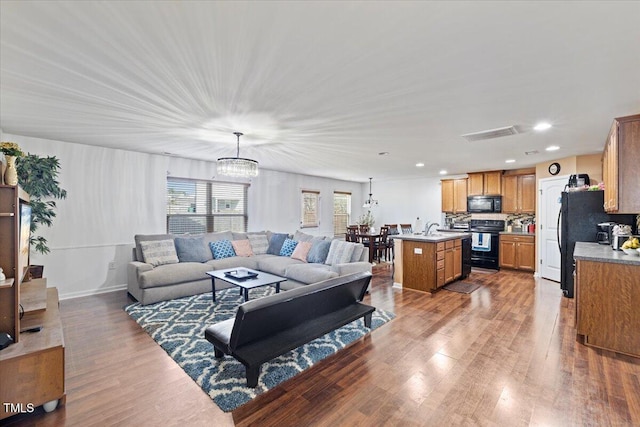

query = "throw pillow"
[140,239,179,267]
[325,240,355,265]
[350,243,365,263]
[209,239,236,259]
[231,239,254,257]
[247,233,269,255]
[307,239,332,264]
[291,241,312,262]
[267,233,288,255]
[280,238,298,257]
[174,237,211,263]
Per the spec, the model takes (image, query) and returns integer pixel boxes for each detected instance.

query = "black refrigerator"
[558,190,636,298]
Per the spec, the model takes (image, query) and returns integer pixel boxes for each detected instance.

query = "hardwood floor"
[5,265,640,426]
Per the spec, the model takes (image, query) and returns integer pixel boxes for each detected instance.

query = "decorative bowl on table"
[621,248,640,256]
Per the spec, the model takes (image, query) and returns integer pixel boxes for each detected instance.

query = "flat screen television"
[17,200,31,283]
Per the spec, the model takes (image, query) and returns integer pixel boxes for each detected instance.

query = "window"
[167,178,248,234]
[333,191,351,236]
[301,190,320,228]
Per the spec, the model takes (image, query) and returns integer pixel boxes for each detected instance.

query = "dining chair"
[400,223,413,234]
[377,226,390,261]
[384,224,398,260]
[358,224,370,234]
[346,225,360,243]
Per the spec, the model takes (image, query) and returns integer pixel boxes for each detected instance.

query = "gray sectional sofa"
[127,230,371,305]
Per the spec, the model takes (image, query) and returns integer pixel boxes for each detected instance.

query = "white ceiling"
[1,1,639,182]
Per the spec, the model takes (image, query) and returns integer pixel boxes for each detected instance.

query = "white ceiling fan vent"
[461,125,519,142]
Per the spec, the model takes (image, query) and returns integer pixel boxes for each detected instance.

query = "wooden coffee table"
[206,268,287,302]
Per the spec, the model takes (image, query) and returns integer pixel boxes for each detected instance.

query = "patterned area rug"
[124,288,394,412]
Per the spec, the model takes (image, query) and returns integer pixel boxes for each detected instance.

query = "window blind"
[333,191,351,236]
[301,190,319,228]
[167,178,248,234]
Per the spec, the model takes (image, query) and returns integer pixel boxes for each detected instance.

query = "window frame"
[166,177,249,234]
[333,191,352,237]
[300,189,320,229]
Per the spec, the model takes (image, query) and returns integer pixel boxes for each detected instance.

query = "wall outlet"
[108,261,116,270]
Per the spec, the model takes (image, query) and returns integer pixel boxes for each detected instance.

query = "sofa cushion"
[134,233,174,262]
[202,231,234,248]
[257,256,304,276]
[231,239,254,257]
[293,230,315,242]
[280,238,298,257]
[267,233,288,255]
[248,233,269,255]
[307,239,331,264]
[209,240,236,259]
[291,241,312,262]
[284,264,338,284]
[206,256,259,270]
[138,261,211,288]
[325,240,355,266]
[140,239,179,267]
[174,236,212,263]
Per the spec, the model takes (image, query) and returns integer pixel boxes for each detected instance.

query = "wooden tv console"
[0,278,65,420]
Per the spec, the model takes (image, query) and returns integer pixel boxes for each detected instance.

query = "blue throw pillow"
[174,237,211,262]
[266,233,288,255]
[280,238,298,257]
[209,239,236,259]
[307,239,332,264]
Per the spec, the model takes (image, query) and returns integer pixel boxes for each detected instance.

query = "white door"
[539,175,568,282]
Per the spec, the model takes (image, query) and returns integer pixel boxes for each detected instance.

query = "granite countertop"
[499,231,536,236]
[574,242,640,266]
[392,232,471,243]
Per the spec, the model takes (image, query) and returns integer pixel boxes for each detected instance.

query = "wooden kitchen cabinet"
[441,178,467,213]
[603,114,640,213]
[467,171,502,196]
[499,234,535,271]
[401,238,463,292]
[576,259,640,358]
[502,174,535,213]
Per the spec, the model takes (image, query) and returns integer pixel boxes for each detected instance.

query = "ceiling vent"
[461,125,519,142]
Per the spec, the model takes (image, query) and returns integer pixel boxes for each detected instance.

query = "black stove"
[469,219,505,270]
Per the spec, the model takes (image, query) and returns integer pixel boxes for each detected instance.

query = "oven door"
[470,232,500,269]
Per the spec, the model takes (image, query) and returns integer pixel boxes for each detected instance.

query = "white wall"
[0,132,366,299]
[360,177,443,232]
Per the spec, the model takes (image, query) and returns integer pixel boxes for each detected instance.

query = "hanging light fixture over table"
[363,177,378,208]
[217,132,259,177]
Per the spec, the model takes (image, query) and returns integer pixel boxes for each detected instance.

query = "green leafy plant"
[357,210,375,227]
[16,154,67,255]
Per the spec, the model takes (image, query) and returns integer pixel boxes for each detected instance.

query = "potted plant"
[16,153,67,278]
[357,210,375,227]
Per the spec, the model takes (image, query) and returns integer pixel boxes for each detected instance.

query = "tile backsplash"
[444,212,536,229]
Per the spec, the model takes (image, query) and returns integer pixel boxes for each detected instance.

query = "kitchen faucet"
[425,222,440,235]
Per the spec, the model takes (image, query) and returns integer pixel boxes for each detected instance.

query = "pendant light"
[217,132,259,177]
[362,177,378,208]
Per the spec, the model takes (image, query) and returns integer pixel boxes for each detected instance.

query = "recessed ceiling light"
[416,162,425,167]
[439,170,447,175]
[378,151,389,156]
[505,159,516,163]
[534,122,552,131]
[546,145,560,151]
[525,150,539,156]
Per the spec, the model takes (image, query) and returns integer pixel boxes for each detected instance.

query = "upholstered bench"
[204,271,374,387]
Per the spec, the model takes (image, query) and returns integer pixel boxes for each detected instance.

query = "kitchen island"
[574,242,640,358]
[393,233,470,293]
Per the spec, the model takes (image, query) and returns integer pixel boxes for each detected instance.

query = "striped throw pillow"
[140,239,179,267]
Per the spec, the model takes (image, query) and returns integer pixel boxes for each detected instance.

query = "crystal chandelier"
[217,132,259,177]
[362,177,378,208]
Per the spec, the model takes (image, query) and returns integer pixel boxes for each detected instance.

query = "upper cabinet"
[502,174,536,214]
[603,114,640,213]
[441,178,467,213]
[467,171,502,195]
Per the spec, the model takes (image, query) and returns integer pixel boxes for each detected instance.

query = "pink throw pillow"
[291,241,312,262]
[231,240,253,257]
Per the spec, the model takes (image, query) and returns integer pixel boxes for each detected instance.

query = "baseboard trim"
[59,284,127,301]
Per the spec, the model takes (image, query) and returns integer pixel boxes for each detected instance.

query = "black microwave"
[467,195,502,213]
